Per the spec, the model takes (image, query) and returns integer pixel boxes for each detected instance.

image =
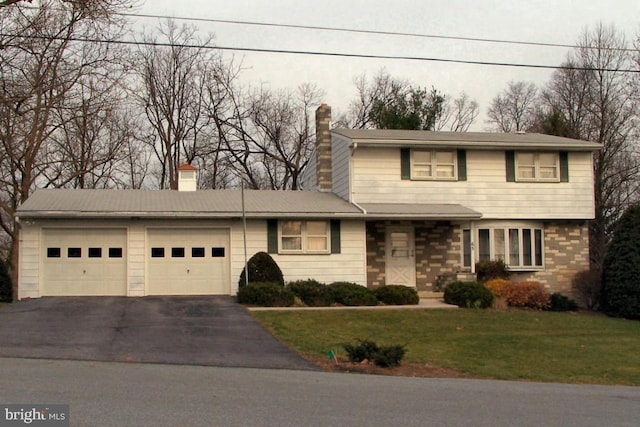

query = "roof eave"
[350,140,602,151]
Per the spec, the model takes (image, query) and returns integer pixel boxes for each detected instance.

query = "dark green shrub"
[327,282,378,306]
[236,282,294,307]
[475,259,510,283]
[238,252,284,288]
[0,258,12,303]
[287,279,331,307]
[343,339,380,363]
[602,205,640,318]
[374,285,419,305]
[443,281,494,309]
[572,269,602,310]
[548,293,579,312]
[373,344,406,368]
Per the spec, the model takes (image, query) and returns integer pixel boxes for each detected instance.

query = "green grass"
[252,309,640,385]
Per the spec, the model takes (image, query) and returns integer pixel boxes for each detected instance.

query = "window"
[47,247,61,258]
[279,220,330,253]
[212,247,225,258]
[88,247,102,258]
[151,247,165,258]
[411,150,456,180]
[464,225,544,269]
[109,248,123,258]
[192,247,205,258]
[68,247,82,258]
[516,152,559,181]
[171,247,185,258]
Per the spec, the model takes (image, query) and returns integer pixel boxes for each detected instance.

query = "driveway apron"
[0,296,317,370]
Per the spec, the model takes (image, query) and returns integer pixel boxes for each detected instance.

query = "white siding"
[331,134,351,200]
[351,148,595,219]
[18,223,41,299]
[230,219,367,294]
[300,148,318,191]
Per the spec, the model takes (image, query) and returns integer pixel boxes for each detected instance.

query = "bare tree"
[540,23,640,275]
[435,92,479,132]
[0,0,133,297]
[486,81,539,132]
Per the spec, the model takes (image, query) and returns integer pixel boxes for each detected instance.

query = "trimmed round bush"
[504,281,550,310]
[485,278,512,298]
[443,281,494,309]
[374,285,419,305]
[548,293,579,312]
[0,258,12,303]
[602,205,640,318]
[236,282,294,307]
[287,279,331,307]
[327,282,378,306]
[238,252,284,288]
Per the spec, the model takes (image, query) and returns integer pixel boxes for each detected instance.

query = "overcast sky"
[137,0,639,130]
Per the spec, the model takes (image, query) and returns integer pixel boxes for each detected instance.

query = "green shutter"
[267,219,278,253]
[505,151,516,182]
[400,148,411,180]
[457,149,467,181]
[560,151,569,182]
[330,220,341,254]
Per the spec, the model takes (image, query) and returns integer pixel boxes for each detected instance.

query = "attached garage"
[146,228,230,295]
[42,228,127,296]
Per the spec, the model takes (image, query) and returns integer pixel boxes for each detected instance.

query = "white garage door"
[146,228,230,295]
[42,228,128,296]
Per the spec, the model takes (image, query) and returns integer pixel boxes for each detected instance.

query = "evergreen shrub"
[327,282,378,306]
[443,281,494,309]
[374,285,419,305]
[236,282,294,307]
[238,252,284,288]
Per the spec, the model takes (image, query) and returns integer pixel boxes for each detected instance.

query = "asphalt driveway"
[0,296,318,370]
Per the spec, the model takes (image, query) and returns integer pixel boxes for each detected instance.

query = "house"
[15,104,600,299]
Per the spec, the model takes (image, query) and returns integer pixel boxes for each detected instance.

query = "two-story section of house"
[305,104,601,296]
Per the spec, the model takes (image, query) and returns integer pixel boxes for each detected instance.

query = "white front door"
[385,227,416,287]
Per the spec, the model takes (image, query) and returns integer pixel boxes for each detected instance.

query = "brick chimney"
[177,163,197,191]
[315,103,332,192]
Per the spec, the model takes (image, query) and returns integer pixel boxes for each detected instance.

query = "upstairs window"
[411,150,457,180]
[516,152,559,181]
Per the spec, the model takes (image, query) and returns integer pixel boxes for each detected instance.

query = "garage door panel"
[147,228,230,295]
[42,228,127,296]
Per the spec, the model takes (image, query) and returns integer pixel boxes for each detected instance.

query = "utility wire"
[1,32,638,73]
[123,12,639,53]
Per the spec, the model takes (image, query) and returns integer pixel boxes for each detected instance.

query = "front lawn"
[252,309,640,385]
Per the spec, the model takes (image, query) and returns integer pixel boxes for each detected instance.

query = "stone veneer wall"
[366,221,462,291]
[509,221,589,297]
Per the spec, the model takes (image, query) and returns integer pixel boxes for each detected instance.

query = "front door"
[385,227,416,287]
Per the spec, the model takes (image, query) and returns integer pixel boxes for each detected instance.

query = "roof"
[333,129,602,151]
[16,189,363,219]
[177,163,197,171]
[16,189,482,221]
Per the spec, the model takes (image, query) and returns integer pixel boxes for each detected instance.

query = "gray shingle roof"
[333,129,602,151]
[17,189,482,221]
[16,189,363,219]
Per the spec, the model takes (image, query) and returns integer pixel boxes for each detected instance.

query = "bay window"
[464,225,544,269]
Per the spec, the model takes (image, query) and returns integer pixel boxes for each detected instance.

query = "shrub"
[602,204,640,318]
[236,282,294,307]
[504,281,550,310]
[548,293,579,312]
[374,285,419,305]
[0,258,12,303]
[327,282,378,306]
[287,279,331,307]
[342,339,406,368]
[443,281,494,309]
[572,269,602,310]
[485,278,512,298]
[343,339,379,363]
[238,252,284,288]
[475,259,510,283]
[373,344,407,368]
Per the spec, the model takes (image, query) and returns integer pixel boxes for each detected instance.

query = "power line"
[1,32,638,73]
[122,12,639,53]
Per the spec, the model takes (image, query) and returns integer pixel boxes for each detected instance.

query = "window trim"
[463,224,545,270]
[410,149,458,181]
[515,151,560,182]
[278,220,331,254]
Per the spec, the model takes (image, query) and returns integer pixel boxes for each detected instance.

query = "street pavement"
[0,358,638,427]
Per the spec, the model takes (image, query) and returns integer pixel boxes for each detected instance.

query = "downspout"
[349,142,367,215]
